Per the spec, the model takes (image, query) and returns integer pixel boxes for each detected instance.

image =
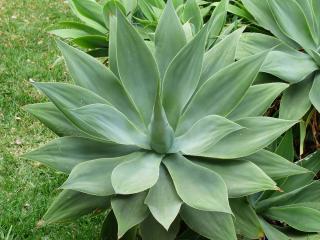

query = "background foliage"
[0,0,104,238]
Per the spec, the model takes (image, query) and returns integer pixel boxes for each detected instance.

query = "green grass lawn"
[0,1,104,239]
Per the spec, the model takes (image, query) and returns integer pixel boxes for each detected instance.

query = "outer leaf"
[162,26,207,129]
[265,205,320,232]
[109,14,118,76]
[24,103,84,137]
[275,129,295,161]
[180,205,236,240]
[241,0,299,48]
[41,190,109,225]
[230,198,264,239]
[72,35,108,49]
[177,51,267,135]
[256,182,320,211]
[182,0,203,33]
[310,73,320,112]
[57,40,144,131]
[111,152,162,194]
[262,51,317,84]
[116,11,159,125]
[33,82,108,110]
[280,77,313,120]
[140,215,180,240]
[155,0,186,78]
[145,165,182,230]
[61,153,143,196]
[228,83,288,120]
[198,117,297,159]
[242,150,309,179]
[192,158,277,197]
[111,192,149,237]
[50,21,104,38]
[21,137,137,173]
[69,0,107,33]
[163,154,231,213]
[236,33,290,59]
[173,115,242,154]
[206,0,228,47]
[259,217,289,240]
[267,0,316,50]
[67,104,149,148]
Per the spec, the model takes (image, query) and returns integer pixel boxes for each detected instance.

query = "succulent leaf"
[145,164,182,230]
[176,51,268,135]
[163,154,231,213]
[42,190,110,225]
[21,136,137,173]
[192,158,278,197]
[116,10,160,126]
[180,205,237,240]
[111,192,149,237]
[111,152,162,194]
[155,0,186,78]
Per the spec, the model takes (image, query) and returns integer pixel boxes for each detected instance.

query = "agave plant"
[51,0,230,58]
[50,0,137,57]
[235,0,320,121]
[231,151,320,240]
[22,1,308,239]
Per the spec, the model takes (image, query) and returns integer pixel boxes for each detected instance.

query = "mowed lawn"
[0,0,104,239]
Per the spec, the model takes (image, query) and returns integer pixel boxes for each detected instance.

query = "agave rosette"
[23,1,307,239]
[236,0,320,120]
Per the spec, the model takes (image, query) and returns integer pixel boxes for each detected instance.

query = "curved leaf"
[69,0,107,33]
[230,198,264,239]
[198,117,297,159]
[162,26,207,129]
[140,215,180,240]
[262,51,317,84]
[192,158,277,197]
[173,115,242,154]
[57,40,144,130]
[265,204,320,232]
[280,77,313,120]
[177,51,267,135]
[116,11,159,125]
[310,72,320,112]
[163,154,231,213]
[228,83,289,120]
[180,205,236,240]
[182,0,202,34]
[33,82,108,110]
[267,0,316,50]
[242,150,309,179]
[72,35,108,49]
[111,152,162,194]
[111,192,149,237]
[21,137,136,173]
[67,104,149,148]
[61,153,142,196]
[241,0,299,48]
[42,190,109,225]
[145,165,182,230]
[155,0,186,78]
[259,217,289,240]
[24,103,84,137]
[200,27,243,86]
